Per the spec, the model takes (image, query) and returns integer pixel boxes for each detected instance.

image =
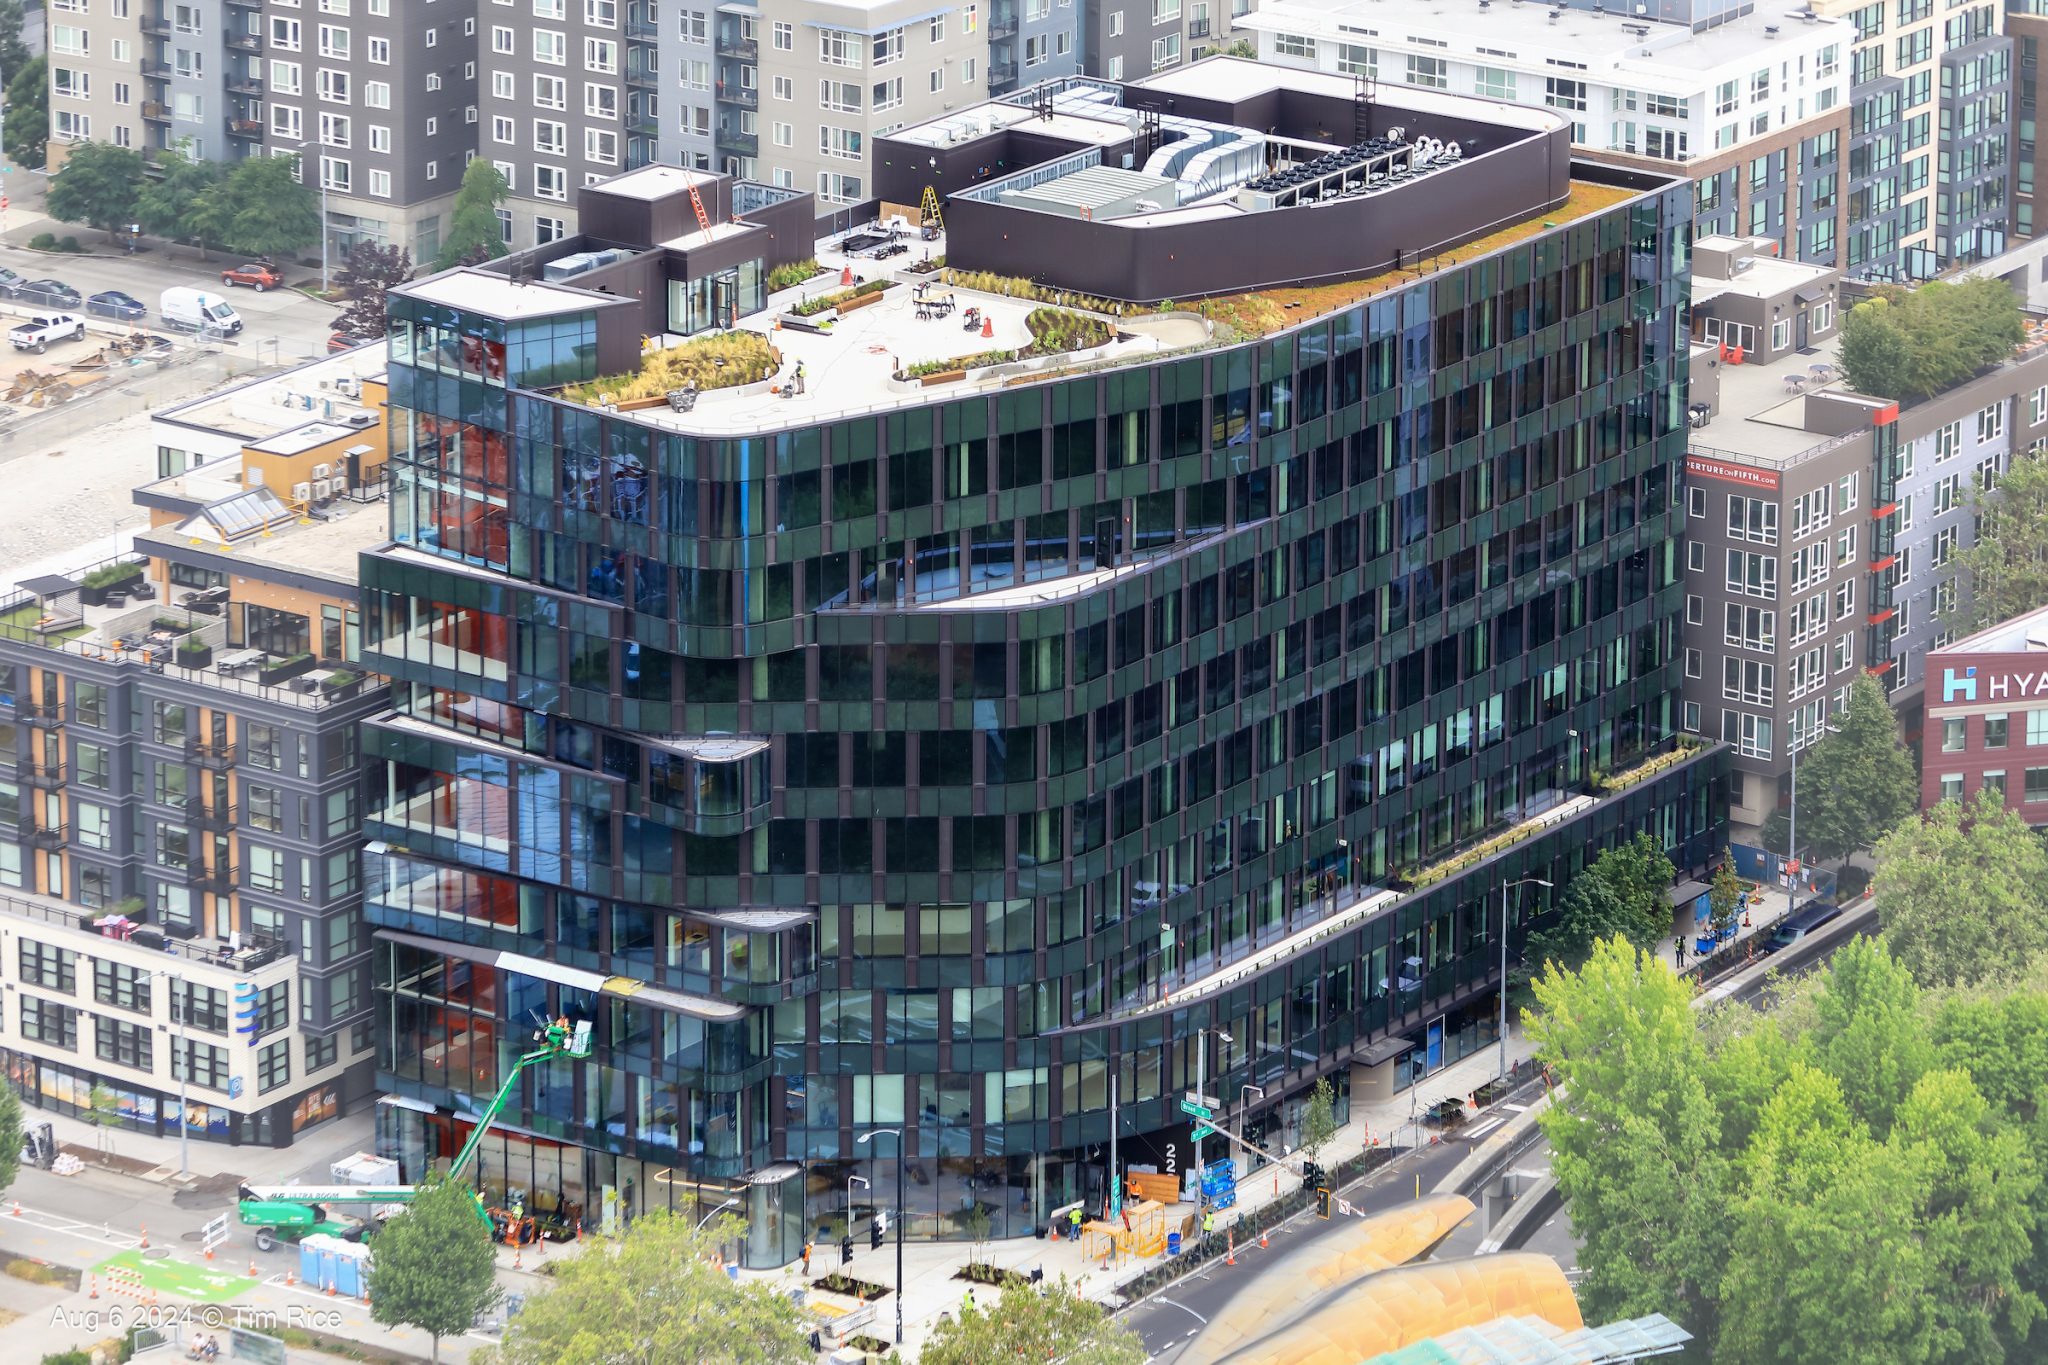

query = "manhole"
[142,1247,170,1261]
[180,1231,204,1243]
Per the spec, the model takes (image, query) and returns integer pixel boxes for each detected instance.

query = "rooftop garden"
[898,307,1114,380]
[1837,276,2026,404]
[565,331,778,406]
[788,278,889,318]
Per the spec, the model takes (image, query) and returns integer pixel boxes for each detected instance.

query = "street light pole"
[1192,1026,1231,1220]
[1498,878,1552,1085]
[856,1128,905,1345]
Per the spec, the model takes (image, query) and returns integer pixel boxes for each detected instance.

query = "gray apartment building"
[1681,235,2048,831]
[0,347,395,1148]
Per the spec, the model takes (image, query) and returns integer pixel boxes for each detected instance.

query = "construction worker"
[802,1240,813,1275]
[1068,1205,1084,1238]
[1202,1209,1216,1239]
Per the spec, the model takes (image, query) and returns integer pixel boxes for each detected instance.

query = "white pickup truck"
[10,313,85,354]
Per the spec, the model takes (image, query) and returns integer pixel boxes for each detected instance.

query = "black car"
[17,279,81,309]
[0,267,23,297]
[86,290,146,322]
[1764,902,1845,954]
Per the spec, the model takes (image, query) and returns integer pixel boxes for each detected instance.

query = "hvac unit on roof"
[292,482,313,504]
[312,463,331,480]
[312,479,333,502]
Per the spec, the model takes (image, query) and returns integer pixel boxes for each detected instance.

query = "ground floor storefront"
[2,1048,372,1149]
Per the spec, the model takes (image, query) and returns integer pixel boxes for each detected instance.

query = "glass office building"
[360,82,1725,1267]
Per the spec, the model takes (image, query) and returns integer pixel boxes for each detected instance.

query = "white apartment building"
[1238,0,1854,262]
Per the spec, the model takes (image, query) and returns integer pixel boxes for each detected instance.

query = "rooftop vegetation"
[565,331,777,405]
[1837,276,2026,404]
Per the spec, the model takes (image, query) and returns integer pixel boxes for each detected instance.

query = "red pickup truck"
[220,262,284,291]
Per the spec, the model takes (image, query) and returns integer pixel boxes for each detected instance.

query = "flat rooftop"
[588,163,720,201]
[155,346,385,442]
[403,270,618,321]
[141,494,386,584]
[1233,1,1850,89]
[892,101,1139,150]
[1940,603,2048,655]
[1693,332,1861,464]
[247,419,374,457]
[1695,236,1836,302]
[1132,58,1571,136]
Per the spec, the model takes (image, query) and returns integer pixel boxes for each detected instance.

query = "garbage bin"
[1167,1232,1181,1257]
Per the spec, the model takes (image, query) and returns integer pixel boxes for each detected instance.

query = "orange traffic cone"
[841,265,854,287]
[87,1275,97,1300]
[139,1225,149,1249]
[1259,1228,1269,1250]
[205,1245,214,1261]
[327,1279,338,1297]
[1049,1222,1060,1242]
[514,1243,523,1271]
[1225,1231,1236,1266]
[10,1199,19,1217]
[981,315,994,339]
[248,1258,258,1277]
[285,1270,296,1287]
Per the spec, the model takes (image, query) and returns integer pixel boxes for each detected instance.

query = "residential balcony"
[18,701,61,728]
[224,0,261,8]
[27,823,65,851]
[626,63,657,88]
[140,59,171,79]
[716,35,757,60]
[716,126,758,157]
[21,760,64,790]
[192,802,237,832]
[1189,17,1212,36]
[194,862,238,895]
[226,73,263,95]
[989,62,1018,88]
[626,16,658,37]
[195,742,238,769]
[140,14,170,37]
[226,118,263,139]
[140,100,170,124]
[718,81,758,109]
[990,9,1019,38]
[227,32,260,52]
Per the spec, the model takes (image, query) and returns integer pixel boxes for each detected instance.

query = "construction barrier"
[104,1267,156,1306]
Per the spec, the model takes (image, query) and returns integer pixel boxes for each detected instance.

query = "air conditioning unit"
[312,463,331,480]
[331,473,350,496]
[312,479,333,501]
[292,482,313,503]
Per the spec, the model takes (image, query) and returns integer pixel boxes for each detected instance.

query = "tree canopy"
[45,140,144,235]
[333,242,411,340]
[135,142,226,248]
[1951,446,2048,634]
[436,159,510,271]
[1,55,44,171]
[920,1278,1146,1365]
[1526,831,1675,972]
[367,1177,499,1363]
[1838,277,2025,403]
[221,153,323,259]
[493,1212,809,1365]
[0,0,32,79]
[0,1084,21,1196]
[1873,789,2048,990]
[1530,932,2048,1361]
[1761,675,1918,863]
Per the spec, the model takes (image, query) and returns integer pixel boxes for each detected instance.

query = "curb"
[1480,1172,1558,1253]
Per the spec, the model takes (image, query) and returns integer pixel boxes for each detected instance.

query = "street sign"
[1184,1091,1221,1110]
[1179,1099,1213,1120]
[1190,1123,1215,1141]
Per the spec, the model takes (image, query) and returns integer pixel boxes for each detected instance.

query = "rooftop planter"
[320,670,363,697]
[893,309,1116,387]
[78,561,144,607]
[175,639,213,670]
[787,278,891,319]
[566,331,778,407]
[151,616,193,636]
[257,653,314,687]
[765,258,822,292]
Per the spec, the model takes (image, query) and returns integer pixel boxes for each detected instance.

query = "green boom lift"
[236,1017,592,1252]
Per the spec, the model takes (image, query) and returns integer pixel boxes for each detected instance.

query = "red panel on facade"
[1871,502,1898,519]
[1869,554,1898,572]
[1872,403,1901,425]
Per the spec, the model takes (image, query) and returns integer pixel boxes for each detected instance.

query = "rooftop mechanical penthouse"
[361,58,1727,1265]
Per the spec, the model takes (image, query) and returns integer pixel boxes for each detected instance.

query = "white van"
[160,287,244,336]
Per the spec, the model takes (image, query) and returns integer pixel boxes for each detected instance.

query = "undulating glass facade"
[362,179,1725,1267]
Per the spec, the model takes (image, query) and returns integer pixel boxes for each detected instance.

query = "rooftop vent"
[1765,23,1779,34]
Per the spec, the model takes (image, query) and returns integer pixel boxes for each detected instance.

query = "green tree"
[493,1212,808,1365]
[367,1177,499,1363]
[333,241,411,340]
[1762,675,1918,863]
[0,54,40,171]
[1528,937,1735,1345]
[1297,1077,1337,1173]
[0,1084,22,1195]
[220,153,323,259]
[1708,851,1744,943]
[1951,446,2048,633]
[44,140,144,238]
[1801,936,1934,1136]
[134,142,226,255]
[184,182,239,263]
[920,1277,1146,1365]
[1874,789,2048,989]
[436,158,510,271]
[1527,832,1676,972]
[0,0,30,80]
[1838,277,2026,403]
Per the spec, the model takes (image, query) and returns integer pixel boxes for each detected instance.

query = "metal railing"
[0,888,287,971]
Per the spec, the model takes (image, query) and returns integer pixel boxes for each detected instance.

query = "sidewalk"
[22,1101,379,1189]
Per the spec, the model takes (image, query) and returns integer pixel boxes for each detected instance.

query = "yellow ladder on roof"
[920,185,944,235]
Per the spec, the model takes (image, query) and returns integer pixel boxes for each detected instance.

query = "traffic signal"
[1316,1187,1332,1219]
[840,1235,854,1266]
[870,1220,885,1250]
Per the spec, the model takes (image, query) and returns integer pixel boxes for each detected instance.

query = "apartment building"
[1812,0,2011,281]
[1237,0,1852,268]
[1680,236,2048,829]
[2011,0,2048,240]
[361,59,1723,1260]
[0,348,394,1148]
[47,0,151,164]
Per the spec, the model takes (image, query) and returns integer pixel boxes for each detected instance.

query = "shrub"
[28,232,54,250]
[81,561,143,589]
[766,259,821,292]
[787,278,889,317]
[1023,307,1111,355]
[902,349,1016,378]
[58,236,80,253]
[565,330,778,405]
[939,269,1122,316]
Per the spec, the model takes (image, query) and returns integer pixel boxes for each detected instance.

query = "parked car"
[327,330,376,353]
[86,290,147,322]
[220,262,284,291]
[16,279,82,309]
[1764,901,1845,954]
[160,287,243,336]
[0,267,25,297]
[10,313,87,353]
